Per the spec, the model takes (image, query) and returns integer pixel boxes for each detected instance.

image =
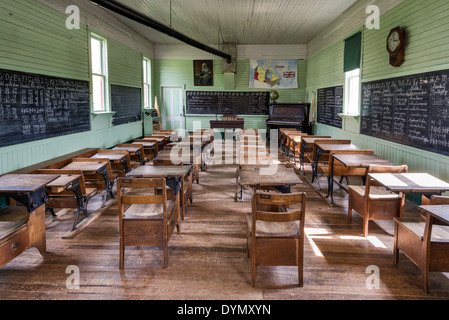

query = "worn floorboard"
[1,146,449,300]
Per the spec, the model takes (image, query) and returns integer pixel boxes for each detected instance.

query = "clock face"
[388,30,401,52]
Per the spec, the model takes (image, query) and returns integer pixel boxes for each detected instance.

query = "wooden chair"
[246,192,307,287]
[117,177,180,269]
[394,196,449,293]
[348,165,408,237]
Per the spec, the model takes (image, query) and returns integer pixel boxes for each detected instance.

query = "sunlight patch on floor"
[339,235,387,248]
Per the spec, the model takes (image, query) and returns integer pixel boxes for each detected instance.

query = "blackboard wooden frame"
[360,69,449,156]
[0,68,91,148]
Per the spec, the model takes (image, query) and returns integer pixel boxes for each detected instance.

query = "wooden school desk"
[298,136,331,174]
[312,142,360,184]
[61,160,113,207]
[369,173,449,204]
[325,153,394,205]
[91,151,130,174]
[237,165,302,201]
[113,145,145,166]
[0,174,60,269]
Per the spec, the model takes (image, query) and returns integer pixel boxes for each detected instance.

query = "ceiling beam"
[89,0,232,63]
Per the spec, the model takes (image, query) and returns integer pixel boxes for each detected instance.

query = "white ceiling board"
[107,0,360,45]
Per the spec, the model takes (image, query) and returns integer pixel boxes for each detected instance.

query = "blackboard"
[317,86,343,128]
[361,69,449,156]
[186,91,270,115]
[0,68,90,148]
[111,85,142,126]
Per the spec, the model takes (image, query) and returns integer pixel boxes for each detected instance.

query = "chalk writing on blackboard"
[361,69,449,156]
[317,86,343,129]
[0,69,90,148]
[186,91,269,115]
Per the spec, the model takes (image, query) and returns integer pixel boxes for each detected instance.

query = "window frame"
[143,57,152,109]
[90,33,109,113]
[344,68,361,116]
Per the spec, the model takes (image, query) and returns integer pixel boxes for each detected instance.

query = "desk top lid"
[127,165,192,177]
[369,173,449,193]
[0,174,60,193]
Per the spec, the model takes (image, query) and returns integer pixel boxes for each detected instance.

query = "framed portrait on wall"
[194,60,213,86]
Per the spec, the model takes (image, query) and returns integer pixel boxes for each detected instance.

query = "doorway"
[162,87,184,132]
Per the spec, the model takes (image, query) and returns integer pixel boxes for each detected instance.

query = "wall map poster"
[249,60,298,89]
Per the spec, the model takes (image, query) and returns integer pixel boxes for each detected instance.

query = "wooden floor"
[1,147,449,300]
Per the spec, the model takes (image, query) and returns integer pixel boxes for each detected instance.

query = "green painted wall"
[0,0,145,175]
[154,58,308,132]
[306,0,449,182]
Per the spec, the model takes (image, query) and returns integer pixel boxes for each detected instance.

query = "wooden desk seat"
[0,174,59,269]
[348,165,408,237]
[0,205,46,269]
[394,196,449,292]
[0,206,29,239]
[37,169,97,228]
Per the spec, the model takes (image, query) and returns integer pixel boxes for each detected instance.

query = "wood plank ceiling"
[111,0,359,45]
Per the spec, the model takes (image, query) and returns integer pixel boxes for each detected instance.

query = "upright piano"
[266,103,311,137]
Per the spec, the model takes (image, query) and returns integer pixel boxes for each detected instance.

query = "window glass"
[92,75,105,111]
[91,34,108,112]
[344,68,360,115]
[143,58,152,109]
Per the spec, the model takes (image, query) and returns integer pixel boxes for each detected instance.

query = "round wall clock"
[387,26,405,67]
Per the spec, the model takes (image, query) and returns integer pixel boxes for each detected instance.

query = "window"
[91,34,108,112]
[343,31,362,115]
[143,58,152,109]
[344,68,360,115]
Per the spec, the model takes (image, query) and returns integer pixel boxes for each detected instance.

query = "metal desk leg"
[66,178,90,231]
[98,167,114,207]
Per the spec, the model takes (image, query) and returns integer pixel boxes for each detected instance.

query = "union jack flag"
[283,72,295,78]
